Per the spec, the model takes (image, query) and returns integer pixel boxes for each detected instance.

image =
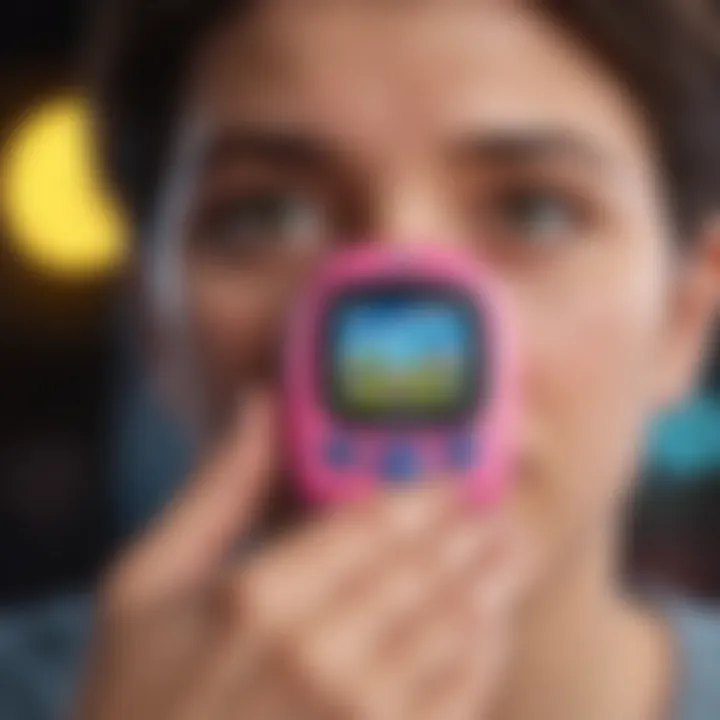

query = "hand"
[75,393,532,720]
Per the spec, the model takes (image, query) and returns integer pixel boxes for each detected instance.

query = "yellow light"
[3,95,127,278]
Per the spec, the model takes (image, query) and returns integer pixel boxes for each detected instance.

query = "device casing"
[284,244,517,506]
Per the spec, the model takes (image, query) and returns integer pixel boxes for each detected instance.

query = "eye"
[488,186,587,245]
[195,190,326,262]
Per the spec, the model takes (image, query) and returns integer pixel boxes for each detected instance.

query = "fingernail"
[385,486,451,540]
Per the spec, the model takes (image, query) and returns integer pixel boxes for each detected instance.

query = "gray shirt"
[664,598,720,720]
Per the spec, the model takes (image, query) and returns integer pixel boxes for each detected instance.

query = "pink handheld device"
[284,244,517,506]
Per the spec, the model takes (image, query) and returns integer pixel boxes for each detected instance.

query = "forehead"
[187,0,654,172]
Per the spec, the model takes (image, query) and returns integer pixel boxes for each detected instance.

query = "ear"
[655,219,720,408]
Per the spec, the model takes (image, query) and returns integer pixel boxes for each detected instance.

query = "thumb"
[111,390,276,605]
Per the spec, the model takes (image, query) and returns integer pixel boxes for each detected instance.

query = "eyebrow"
[198,126,610,179]
[452,130,609,170]
[201,127,336,174]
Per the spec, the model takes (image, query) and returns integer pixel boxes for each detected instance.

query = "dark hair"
[91,0,720,235]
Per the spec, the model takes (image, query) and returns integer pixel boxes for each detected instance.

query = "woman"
[78,1,720,718]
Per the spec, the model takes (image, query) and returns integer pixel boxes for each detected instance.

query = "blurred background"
[0,0,192,607]
[0,0,719,613]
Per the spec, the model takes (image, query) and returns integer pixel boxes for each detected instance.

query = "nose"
[366,170,464,250]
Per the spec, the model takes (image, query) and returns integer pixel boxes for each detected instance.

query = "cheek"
[185,264,284,403]
[513,241,668,525]
[182,251,321,414]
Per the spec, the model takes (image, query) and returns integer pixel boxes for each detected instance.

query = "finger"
[406,540,529,720]
[307,511,501,666]
[175,490,460,720]
[274,513,502,716]
[410,619,511,720]
[204,502,512,720]
[355,524,515,719]
[229,675,332,720]
[180,625,330,720]
[106,390,276,611]
[175,627,263,720]
[239,485,457,632]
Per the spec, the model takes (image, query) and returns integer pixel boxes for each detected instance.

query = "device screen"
[326,286,482,423]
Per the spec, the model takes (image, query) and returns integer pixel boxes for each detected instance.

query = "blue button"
[447,434,476,471]
[325,436,355,469]
[381,444,419,483]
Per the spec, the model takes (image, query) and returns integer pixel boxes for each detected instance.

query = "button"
[381,443,419,483]
[325,436,355,469]
[447,434,476,471]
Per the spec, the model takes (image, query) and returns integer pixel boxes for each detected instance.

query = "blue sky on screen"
[338,300,468,369]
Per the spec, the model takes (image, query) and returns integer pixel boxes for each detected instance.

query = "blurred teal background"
[650,393,720,477]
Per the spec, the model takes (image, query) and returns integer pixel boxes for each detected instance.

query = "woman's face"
[150,0,716,561]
